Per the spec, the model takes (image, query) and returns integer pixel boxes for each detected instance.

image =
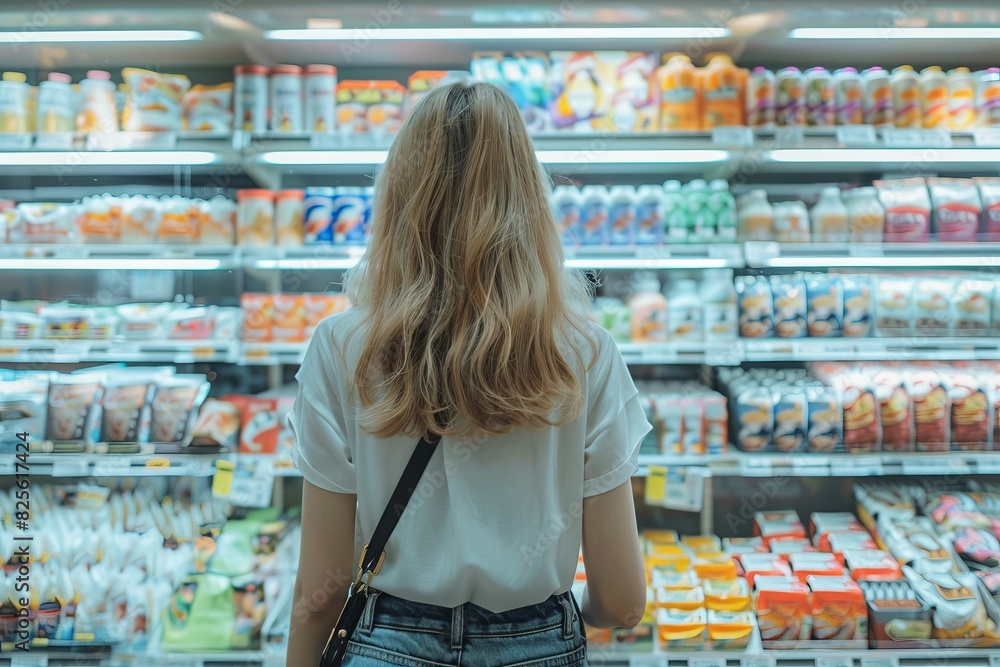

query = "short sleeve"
[290,320,356,494]
[583,328,652,498]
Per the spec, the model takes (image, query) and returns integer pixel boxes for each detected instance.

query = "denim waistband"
[358,590,580,645]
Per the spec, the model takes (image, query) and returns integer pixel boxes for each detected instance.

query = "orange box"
[843,549,902,581]
[810,512,866,550]
[656,607,707,649]
[693,552,739,581]
[753,576,812,642]
[303,293,351,337]
[270,294,305,342]
[789,552,844,584]
[702,578,751,612]
[754,511,807,546]
[827,531,877,558]
[226,395,280,455]
[241,293,273,342]
[739,554,792,587]
[807,575,867,640]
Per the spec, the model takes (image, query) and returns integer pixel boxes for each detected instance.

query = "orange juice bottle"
[948,67,978,130]
[919,66,949,129]
[701,53,745,128]
[656,54,701,131]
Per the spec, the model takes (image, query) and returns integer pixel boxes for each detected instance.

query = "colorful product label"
[884,207,930,243]
[332,191,367,244]
[303,190,334,244]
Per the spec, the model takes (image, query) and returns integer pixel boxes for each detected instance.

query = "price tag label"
[645,465,667,503]
[976,456,1000,474]
[792,457,830,476]
[228,471,275,508]
[712,126,755,147]
[51,458,91,477]
[973,128,1000,147]
[835,124,877,147]
[743,241,781,267]
[244,347,271,361]
[92,458,134,477]
[860,657,898,667]
[691,658,727,667]
[902,458,946,476]
[0,133,34,150]
[775,125,805,147]
[739,458,774,477]
[706,344,743,367]
[989,655,1000,667]
[852,457,885,476]
[12,655,48,667]
[848,243,885,257]
[0,347,20,356]
[882,128,952,148]
[35,132,75,150]
[816,657,853,667]
[741,656,776,667]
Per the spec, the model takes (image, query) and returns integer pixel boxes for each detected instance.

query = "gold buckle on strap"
[353,544,386,587]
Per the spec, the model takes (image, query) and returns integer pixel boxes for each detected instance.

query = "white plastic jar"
[304,64,337,134]
[269,64,303,133]
[234,64,268,133]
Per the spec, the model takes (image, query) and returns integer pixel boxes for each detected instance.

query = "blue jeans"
[342,590,588,666]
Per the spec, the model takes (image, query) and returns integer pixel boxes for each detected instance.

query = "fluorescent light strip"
[260,149,729,166]
[266,27,729,41]
[1,259,222,271]
[764,256,997,268]
[252,259,360,270]
[0,30,202,43]
[770,148,1000,163]
[790,27,1000,39]
[0,151,218,166]
[565,258,730,269]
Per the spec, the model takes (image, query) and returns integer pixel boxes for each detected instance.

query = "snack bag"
[99,371,157,443]
[975,177,1000,240]
[121,195,161,243]
[806,384,841,453]
[10,202,75,243]
[928,178,983,242]
[240,294,272,342]
[0,371,49,453]
[736,276,774,338]
[270,294,304,342]
[47,374,101,443]
[735,386,773,452]
[157,195,200,243]
[121,68,191,132]
[772,387,808,453]
[914,278,953,335]
[806,274,843,337]
[952,279,992,335]
[949,372,991,451]
[149,375,210,444]
[77,194,122,243]
[904,369,949,452]
[875,277,914,336]
[189,398,240,449]
[834,372,879,453]
[875,178,931,243]
[841,277,872,338]
[770,275,807,339]
[183,83,233,132]
[873,368,913,452]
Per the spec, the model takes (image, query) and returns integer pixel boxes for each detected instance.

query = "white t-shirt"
[291,308,651,613]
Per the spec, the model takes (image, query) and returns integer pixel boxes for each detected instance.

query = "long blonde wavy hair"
[344,81,593,439]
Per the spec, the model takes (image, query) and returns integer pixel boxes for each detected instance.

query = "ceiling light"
[789,27,1000,39]
[266,27,729,41]
[1,259,222,271]
[0,29,203,43]
[769,148,1000,163]
[536,149,730,164]
[2,151,219,166]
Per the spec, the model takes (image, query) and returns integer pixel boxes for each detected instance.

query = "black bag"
[320,433,439,666]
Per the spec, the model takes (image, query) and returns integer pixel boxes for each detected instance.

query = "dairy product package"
[241,294,272,342]
[806,274,843,337]
[770,275,807,339]
[773,387,808,453]
[198,196,237,245]
[10,202,75,243]
[0,371,48,453]
[96,370,161,443]
[149,375,210,445]
[611,52,658,132]
[332,187,368,244]
[236,189,275,246]
[976,177,1000,239]
[736,276,774,338]
[914,277,954,335]
[905,369,949,452]
[841,277,873,338]
[808,576,867,641]
[47,374,101,443]
[183,83,234,132]
[875,179,931,243]
[928,178,983,242]
[734,386,773,452]
[753,576,812,642]
[121,195,161,243]
[806,384,841,453]
[952,279,992,335]
[157,195,200,243]
[834,372,879,453]
[121,68,191,132]
[269,294,304,343]
[274,190,305,247]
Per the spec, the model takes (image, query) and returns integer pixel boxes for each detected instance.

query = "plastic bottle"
[0,71,29,133]
[635,184,665,245]
[977,68,1000,127]
[919,66,950,130]
[657,54,702,131]
[270,64,304,132]
[833,67,863,125]
[630,272,668,343]
[37,72,74,133]
[708,179,738,242]
[775,67,806,127]
[862,67,894,126]
[738,189,774,241]
[804,67,834,127]
[234,64,269,133]
[608,185,637,246]
[700,268,738,341]
[579,185,610,246]
[774,201,810,243]
[811,187,849,242]
[685,179,713,243]
[552,185,581,246]
[663,180,689,244]
[947,67,978,130]
[701,53,745,128]
[667,279,703,342]
[76,70,118,134]
[846,186,885,242]
[746,67,775,128]
[890,66,921,129]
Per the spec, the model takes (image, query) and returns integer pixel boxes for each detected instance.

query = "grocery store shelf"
[638,451,1000,478]
[743,337,1000,362]
[0,244,239,271]
[0,451,228,478]
[242,245,366,270]
[0,338,238,363]
[565,244,744,270]
[745,241,1000,269]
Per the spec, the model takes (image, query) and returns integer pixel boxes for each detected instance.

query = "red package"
[904,370,949,451]
[226,394,280,454]
[834,372,879,453]
[976,177,1000,239]
[873,368,913,451]
[928,177,982,242]
[949,372,992,451]
[875,178,931,243]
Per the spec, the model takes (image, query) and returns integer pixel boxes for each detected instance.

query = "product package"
[806,274,843,337]
[736,276,774,338]
[928,178,983,242]
[335,80,406,143]
[472,53,551,132]
[121,68,191,132]
[976,177,1000,239]
[149,375,210,445]
[873,368,913,452]
[905,370,949,452]
[770,275,807,339]
[875,277,914,336]
[0,371,49,453]
[875,179,932,243]
[189,398,241,449]
[841,277,873,338]
[47,374,101,443]
[183,83,234,133]
[98,369,166,443]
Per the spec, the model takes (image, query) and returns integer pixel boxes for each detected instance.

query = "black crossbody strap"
[359,433,439,575]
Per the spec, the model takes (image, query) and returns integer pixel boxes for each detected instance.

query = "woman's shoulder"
[563,319,619,373]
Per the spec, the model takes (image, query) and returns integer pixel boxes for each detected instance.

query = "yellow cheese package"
[656,607,707,649]
[707,610,755,650]
[184,83,234,132]
[122,67,191,132]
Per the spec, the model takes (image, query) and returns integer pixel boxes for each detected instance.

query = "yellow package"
[702,578,751,612]
[184,83,234,132]
[707,610,754,650]
[654,586,704,611]
[651,567,699,591]
[682,535,722,553]
[693,552,739,581]
[122,67,191,132]
[656,607,707,649]
[646,551,691,578]
[644,529,680,546]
